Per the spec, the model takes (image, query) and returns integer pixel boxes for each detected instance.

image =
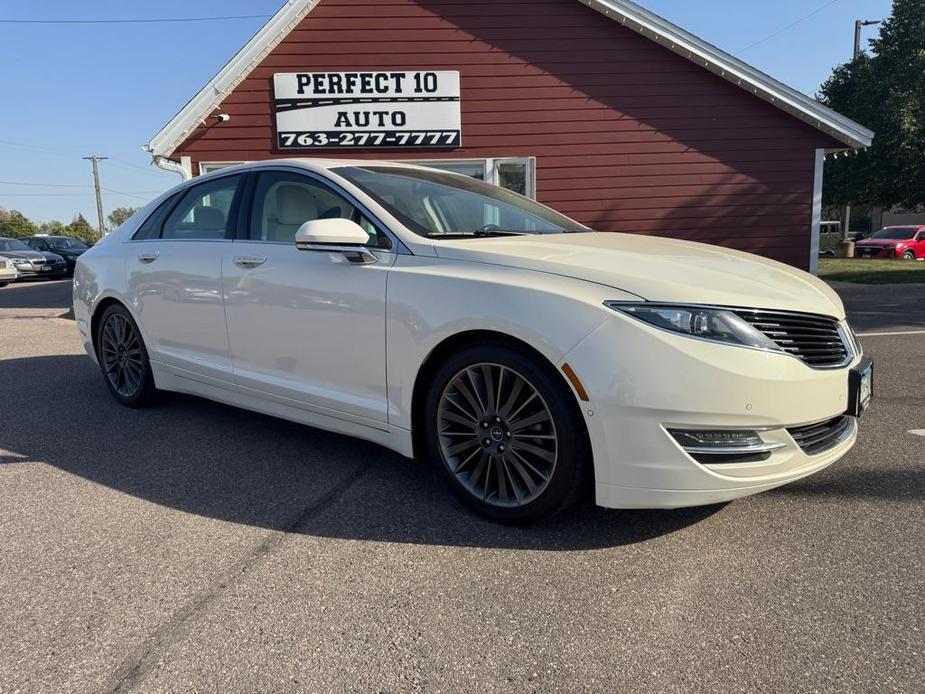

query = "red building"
[146,0,872,271]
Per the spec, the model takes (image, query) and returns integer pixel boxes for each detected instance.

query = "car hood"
[856,238,906,247]
[50,247,86,256]
[1,250,62,261]
[433,232,845,319]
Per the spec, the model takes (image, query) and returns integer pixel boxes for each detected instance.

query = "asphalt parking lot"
[1,279,922,693]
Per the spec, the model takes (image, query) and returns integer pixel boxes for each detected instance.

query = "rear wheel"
[423,343,589,524]
[902,250,916,260]
[96,304,159,407]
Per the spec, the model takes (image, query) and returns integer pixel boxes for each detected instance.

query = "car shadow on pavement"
[0,279,72,310]
[0,354,727,551]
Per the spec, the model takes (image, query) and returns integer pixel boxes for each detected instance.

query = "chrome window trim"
[604,301,857,370]
[239,164,410,255]
[124,170,246,244]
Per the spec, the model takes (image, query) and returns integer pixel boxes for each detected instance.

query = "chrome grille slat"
[733,309,851,368]
[787,416,853,455]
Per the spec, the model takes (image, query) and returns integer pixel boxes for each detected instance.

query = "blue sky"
[0,0,892,224]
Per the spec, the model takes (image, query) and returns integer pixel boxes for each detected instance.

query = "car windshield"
[333,165,588,238]
[0,238,31,252]
[47,237,88,250]
[870,227,917,240]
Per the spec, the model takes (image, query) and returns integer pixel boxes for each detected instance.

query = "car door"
[127,174,243,387]
[222,169,394,426]
[916,229,925,258]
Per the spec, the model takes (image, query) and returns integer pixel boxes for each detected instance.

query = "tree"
[66,213,97,244]
[107,206,138,229]
[0,209,38,238]
[37,220,68,236]
[819,0,925,208]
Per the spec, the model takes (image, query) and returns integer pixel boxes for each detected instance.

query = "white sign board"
[273,71,461,149]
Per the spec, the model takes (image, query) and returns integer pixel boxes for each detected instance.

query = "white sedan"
[0,255,17,287]
[73,160,872,523]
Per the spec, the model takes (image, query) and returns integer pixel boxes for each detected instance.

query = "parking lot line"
[856,329,925,337]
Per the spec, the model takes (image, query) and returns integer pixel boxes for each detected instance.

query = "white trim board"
[145,0,874,159]
[809,148,825,275]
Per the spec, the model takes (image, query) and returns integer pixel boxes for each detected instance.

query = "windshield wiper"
[426,231,530,238]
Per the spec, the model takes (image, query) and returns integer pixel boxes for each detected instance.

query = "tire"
[902,250,916,260]
[423,343,590,524]
[0,282,8,288]
[95,303,159,407]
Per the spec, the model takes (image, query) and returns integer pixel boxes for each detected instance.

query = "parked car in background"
[855,226,925,259]
[0,255,17,287]
[25,235,89,275]
[73,160,871,523]
[0,237,67,280]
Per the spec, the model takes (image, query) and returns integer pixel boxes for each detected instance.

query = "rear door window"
[161,175,242,240]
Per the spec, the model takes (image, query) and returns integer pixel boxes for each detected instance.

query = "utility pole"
[840,19,882,254]
[854,19,881,59]
[83,155,108,239]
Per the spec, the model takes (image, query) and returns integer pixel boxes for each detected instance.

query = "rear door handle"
[233,255,267,267]
[137,251,159,263]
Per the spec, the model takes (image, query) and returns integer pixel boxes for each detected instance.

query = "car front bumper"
[855,247,897,258]
[562,313,863,509]
[13,263,67,278]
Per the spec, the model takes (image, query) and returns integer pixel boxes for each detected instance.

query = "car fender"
[385,254,641,430]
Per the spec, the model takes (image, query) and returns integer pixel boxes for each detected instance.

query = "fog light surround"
[667,428,785,464]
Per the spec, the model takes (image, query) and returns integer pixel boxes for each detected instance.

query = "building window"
[200,161,246,175]
[408,157,536,199]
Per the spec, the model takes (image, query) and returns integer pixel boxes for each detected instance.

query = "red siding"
[173,0,842,268]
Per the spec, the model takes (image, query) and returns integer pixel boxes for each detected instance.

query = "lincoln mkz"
[73,160,872,522]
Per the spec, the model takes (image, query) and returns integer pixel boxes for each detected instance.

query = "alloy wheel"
[100,313,145,398]
[437,362,558,508]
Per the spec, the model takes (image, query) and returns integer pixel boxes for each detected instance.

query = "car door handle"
[137,251,159,263]
[233,255,267,267]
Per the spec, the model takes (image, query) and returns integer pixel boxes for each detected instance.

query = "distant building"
[146,0,872,271]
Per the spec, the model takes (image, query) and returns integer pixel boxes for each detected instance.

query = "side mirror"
[295,218,368,248]
[294,218,376,264]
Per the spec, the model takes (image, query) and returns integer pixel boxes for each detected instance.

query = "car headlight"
[605,302,782,351]
[12,258,31,266]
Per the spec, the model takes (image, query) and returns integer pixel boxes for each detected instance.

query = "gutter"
[150,154,192,181]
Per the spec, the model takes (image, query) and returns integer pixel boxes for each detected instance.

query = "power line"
[736,0,842,54]
[0,139,173,180]
[0,14,270,25]
[101,187,156,202]
[0,180,89,187]
[0,191,94,197]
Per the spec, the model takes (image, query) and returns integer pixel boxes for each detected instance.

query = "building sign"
[273,71,461,149]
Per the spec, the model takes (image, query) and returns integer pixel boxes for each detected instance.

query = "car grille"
[732,309,851,368]
[787,415,853,455]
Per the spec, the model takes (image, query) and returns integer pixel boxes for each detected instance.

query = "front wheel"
[96,304,159,407]
[423,344,590,524]
[902,250,916,260]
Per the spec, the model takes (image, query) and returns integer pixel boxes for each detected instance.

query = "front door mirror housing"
[295,218,376,264]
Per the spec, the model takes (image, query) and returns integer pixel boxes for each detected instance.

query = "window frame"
[406,156,536,199]
[235,166,396,251]
[129,172,245,242]
[199,161,247,175]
